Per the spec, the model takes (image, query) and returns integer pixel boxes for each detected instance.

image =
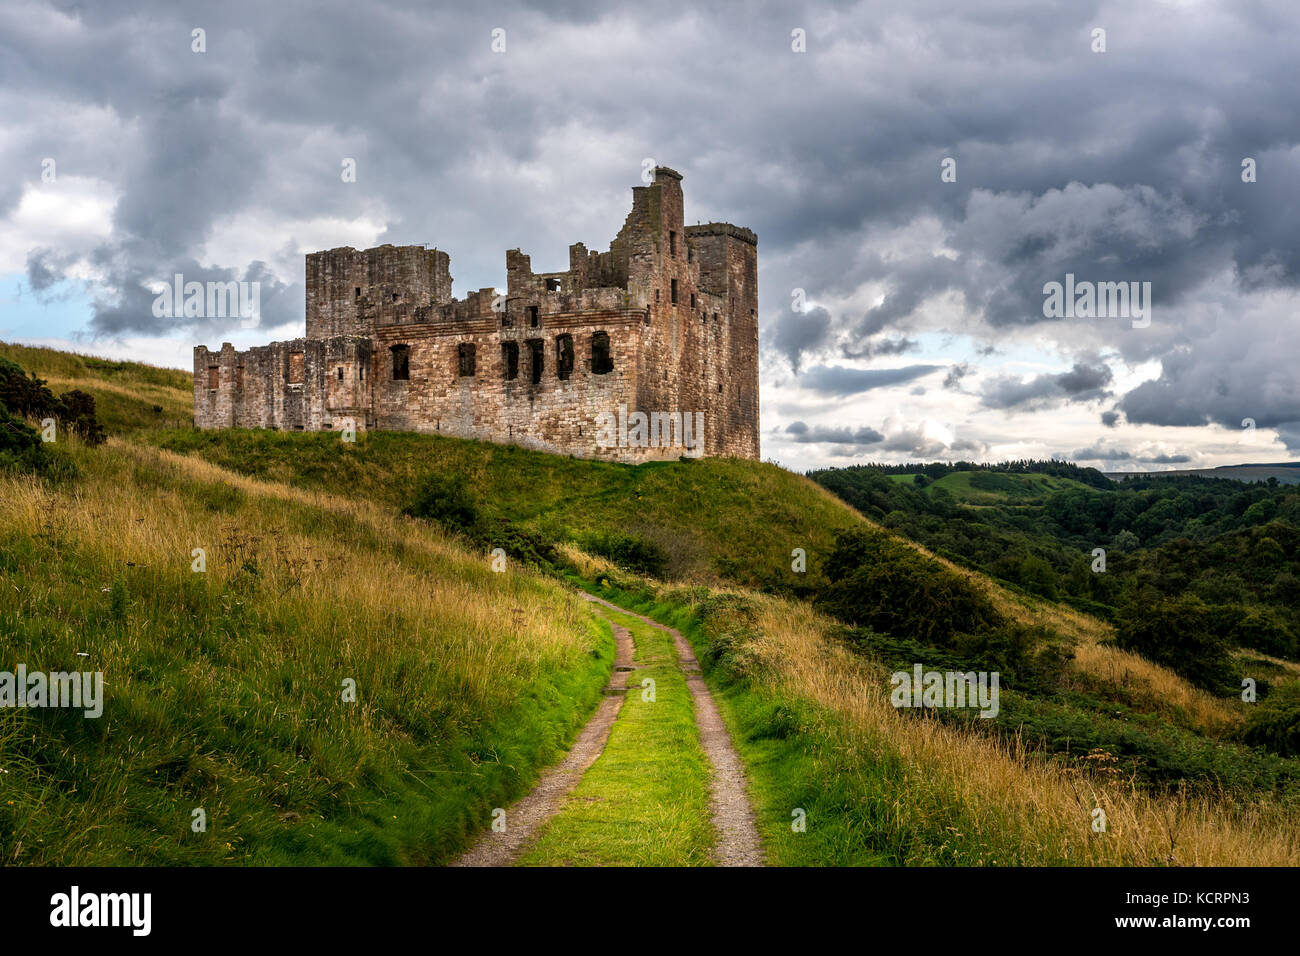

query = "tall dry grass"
[0,439,609,864]
[818,494,1246,737]
[731,590,1299,865]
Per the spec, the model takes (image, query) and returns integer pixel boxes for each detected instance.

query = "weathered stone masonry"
[194,167,759,463]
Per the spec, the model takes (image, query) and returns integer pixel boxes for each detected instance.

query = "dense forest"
[802,460,1300,774]
[809,461,1300,666]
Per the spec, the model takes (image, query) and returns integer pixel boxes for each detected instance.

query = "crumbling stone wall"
[194,167,759,463]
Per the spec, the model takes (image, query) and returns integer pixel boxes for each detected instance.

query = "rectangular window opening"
[502,342,519,381]
[528,339,544,385]
[458,343,476,377]
[556,334,574,381]
[591,331,613,375]
[391,344,410,381]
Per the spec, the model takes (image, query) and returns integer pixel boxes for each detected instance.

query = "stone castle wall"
[194,167,759,463]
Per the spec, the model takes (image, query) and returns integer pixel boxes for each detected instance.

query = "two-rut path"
[452,592,764,867]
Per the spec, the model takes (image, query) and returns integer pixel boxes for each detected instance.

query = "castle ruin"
[193,167,759,462]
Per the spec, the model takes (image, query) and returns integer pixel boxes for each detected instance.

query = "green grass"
[575,582,891,865]
[927,471,1097,505]
[0,439,614,865]
[151,428,860,590]
[519,608,715,866]
[0,340,192,433]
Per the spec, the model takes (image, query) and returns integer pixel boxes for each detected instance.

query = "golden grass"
[1,439,598,719]
[575,492,1283,863]
[730,590,1300,865]
[815,493,1246,737]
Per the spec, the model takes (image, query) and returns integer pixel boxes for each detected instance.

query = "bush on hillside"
[0,404,50,472]
[1244,682,1300,757]
[478,517,557,567]
[1206,603,1297,659]
[581,529,668,578]
[402,471,558,566]
[951,622,1074,695]
[58,388,107,446]
[1114,594,1237,693]
[817,528,1005,644]
[0,357,106,446]
[0,401,75,481]
[402,472,478,533]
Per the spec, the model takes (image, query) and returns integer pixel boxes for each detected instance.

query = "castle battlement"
[194,167,759,463]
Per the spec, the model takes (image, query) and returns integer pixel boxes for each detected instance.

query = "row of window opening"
[390,332,613,383]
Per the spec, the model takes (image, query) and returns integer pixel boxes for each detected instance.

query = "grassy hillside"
[150,427,1300,788]
[1108,463,1300,485]
[4,345,1299,867]
[0,341,192,433]
[151,428,860,591]
[0,437,611,864]
[571,562,1300,866]
[883,470,1097,503]
[925,470,1098,505]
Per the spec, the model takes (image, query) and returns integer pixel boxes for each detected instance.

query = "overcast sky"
[2,0,1298,471]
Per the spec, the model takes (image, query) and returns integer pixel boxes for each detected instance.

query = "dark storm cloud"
[769,305,832,373]
[784,421,884,445]
[1071,445,1133,461]
[981,361,1113,410]
[4,0,1300,462]
[1119,335,1300,448]
[26,248,74,293]
[801,363,943,396]
[840,337,917,360]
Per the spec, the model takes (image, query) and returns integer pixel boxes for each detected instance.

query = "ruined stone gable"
[194,167,759,463]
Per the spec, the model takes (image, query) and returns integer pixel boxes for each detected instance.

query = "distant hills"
[1105,462,1300,484]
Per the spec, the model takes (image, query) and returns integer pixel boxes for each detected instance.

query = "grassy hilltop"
[2,343,1299,866]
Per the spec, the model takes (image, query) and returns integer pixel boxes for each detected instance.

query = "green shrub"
[58,388,107,446]
[477,517,556,566]
[817,528,1004,644]
[402,472,478,533]
[1114,594,1236,693]
[1206,603,1297,659]
[0,357,106,447]
[0,403,74,480]
[1244,682,1300,757]
[951,623,1073,695]
[582,530,668,578]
